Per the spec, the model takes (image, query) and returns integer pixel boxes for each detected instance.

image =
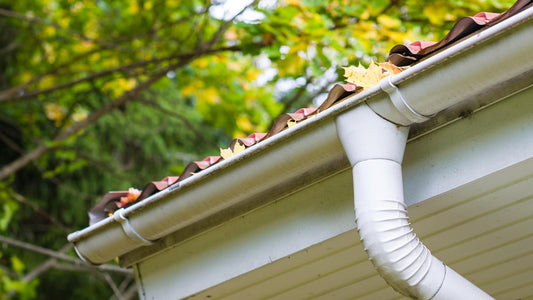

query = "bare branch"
[12,192,71,233]
[121,284,140,300]
[0,45,242,103]
[0,8,103,46]
[280,77,312,113]
[0,48,104,102]
[102,272,123,299]
[202,0,259,50]
[0,37,264,180]
[0,59,187,181]
[117,276,135,295]
[0,41,21,56]
[134,97,220,150]
[0,234,132,275]
[23,244,72,282]
[0,143,50,181]
[0,130,24,154]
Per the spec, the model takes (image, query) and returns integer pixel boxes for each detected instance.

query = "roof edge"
[68,6,533,265]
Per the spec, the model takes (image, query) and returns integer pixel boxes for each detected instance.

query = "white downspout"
[336,104,493,299]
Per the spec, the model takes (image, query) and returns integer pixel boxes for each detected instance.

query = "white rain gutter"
[68,7,533,298]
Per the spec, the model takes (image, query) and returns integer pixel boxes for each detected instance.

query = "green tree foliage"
[0,0,515,298]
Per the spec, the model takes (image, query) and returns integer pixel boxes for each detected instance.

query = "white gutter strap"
[113,208,156,245]
[379,76,432,123]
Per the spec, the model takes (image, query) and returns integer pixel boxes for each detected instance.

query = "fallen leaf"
[379,62,403,76]
[343,60,405,90]
[118,187,142,207]
[343,60,382,90]
[220,142,246,160]
[287,119,297,128]
[220,147,233,160]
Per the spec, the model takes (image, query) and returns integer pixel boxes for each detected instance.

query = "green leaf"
[11,256,25,275]
[0,202,18,232]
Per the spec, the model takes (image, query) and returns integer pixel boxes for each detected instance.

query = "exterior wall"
[134,86,533,299]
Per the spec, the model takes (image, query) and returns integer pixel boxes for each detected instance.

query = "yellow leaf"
[201,87,221,105]
[423,5,447,25]
[128,2,139,14]
[343,61,381,90]
[236,115,254,132]
[287,119,297,128]
[379,62,403,76]
[233,142,245,155]
[44,103,66,127]
[71,107,89,123]
[377,15,401,29]
[144,1,153,10]
[343,61,405,90]
[220,147,233,160]
[285,0,301,6]
[220,142,246,160]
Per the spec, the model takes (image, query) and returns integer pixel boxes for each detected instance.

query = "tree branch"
[202,0,259,50]
[134,96,220,150]
[120,284,140,300]
[0,8,112,48]
[0,130,24,154]
[0,45,242,103]
[12,192,71,233]
[0,41,21,56]
[0,234,132,275]
[0,58,189,180]
[101,272,123,299]
[23,244,72,282]
[279,77,312,113]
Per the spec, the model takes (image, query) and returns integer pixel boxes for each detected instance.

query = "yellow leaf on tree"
[284,0,301,6]
[377,15,401,29]
[44,103,66,126]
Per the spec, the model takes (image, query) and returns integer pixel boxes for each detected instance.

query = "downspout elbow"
[336,103,492,299]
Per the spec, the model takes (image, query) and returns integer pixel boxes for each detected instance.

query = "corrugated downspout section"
[352,159,445,298]
[336,104,492,299]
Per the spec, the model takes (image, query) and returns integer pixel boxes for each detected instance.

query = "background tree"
[0,0,515,298]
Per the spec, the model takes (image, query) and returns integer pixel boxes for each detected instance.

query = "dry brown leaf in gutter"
[379,62,404,76]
